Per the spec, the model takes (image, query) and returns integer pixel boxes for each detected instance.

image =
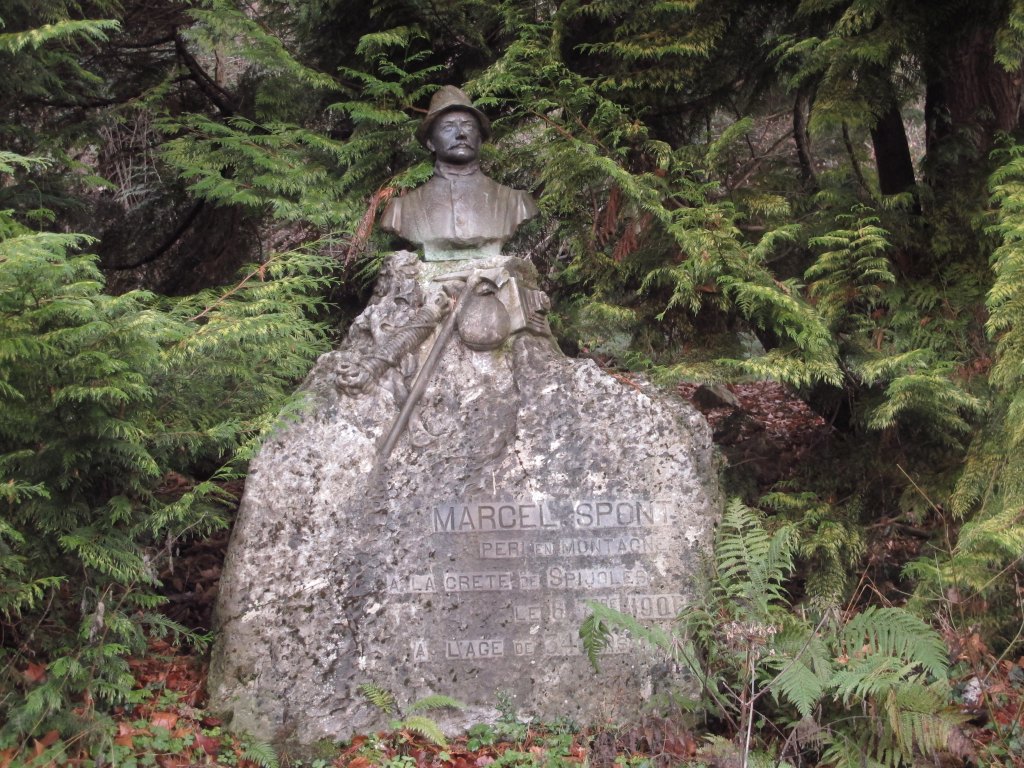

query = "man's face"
[425,109,482,165]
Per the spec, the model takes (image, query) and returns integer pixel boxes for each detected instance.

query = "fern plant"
[582,499,964,767]
[358,683,465,747]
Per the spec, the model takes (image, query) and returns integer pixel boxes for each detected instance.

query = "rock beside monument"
[208,254,721,746]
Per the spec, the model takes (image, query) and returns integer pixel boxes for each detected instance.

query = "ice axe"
[377,271,482,461]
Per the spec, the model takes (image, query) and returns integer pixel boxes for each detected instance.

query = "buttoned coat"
[380,166,537,256]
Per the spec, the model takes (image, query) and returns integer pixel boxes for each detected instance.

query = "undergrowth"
[582,500,969,767]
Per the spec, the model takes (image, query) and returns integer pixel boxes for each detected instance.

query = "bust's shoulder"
[490,178,538,219]
[476,175,535,206]
[380,178,441,231]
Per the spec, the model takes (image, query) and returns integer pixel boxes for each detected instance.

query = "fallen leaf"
[662,733,697,758]
[118,722,138,737]
[194,732,220,756]
[151,711,179,730]
[157,754,190,768]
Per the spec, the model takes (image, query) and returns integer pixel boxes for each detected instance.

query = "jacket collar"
[434,160,482,179]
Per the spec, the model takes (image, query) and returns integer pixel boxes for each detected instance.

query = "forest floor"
[10,382,1024,767]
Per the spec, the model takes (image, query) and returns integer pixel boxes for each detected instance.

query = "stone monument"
[208,87,721,747]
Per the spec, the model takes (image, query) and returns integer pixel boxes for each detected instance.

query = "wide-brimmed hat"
[415,86,492,148]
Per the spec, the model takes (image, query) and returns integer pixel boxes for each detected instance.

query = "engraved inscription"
[546,565,651,589]
[479,540,563,559]
[588,593,686,620]
[409,496,690,678]
[558,536,662,556]
[433,501,560,533]
[387,574,437,594]
[541,631,582,657]
[479,539,526,559]
[573,500,673,529]
[446,639,505,659]
[410,574,436,593]
[411,639,429,661]
[518,571,541,590]
[514,639,538,656]
[513,604,542,622]
[543,631,633,657]
[548,598,568,621]
[442,571,515,591]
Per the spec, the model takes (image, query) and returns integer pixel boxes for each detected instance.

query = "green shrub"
[0,168,335,745]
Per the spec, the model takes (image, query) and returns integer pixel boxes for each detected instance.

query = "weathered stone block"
[208,255,720,746]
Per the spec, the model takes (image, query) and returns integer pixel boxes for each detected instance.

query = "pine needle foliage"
[573,0,728,93]
[774,0,928,134]
[183,0,338,93]
[761,491,866,606]
[0,5,121,112]
[158,114,357,228]
[159,18,447,254]
[582,500,964,766]
[0,152,335,745]
[805,211,896,328]
[797,204,986,447]
[466,15,843,390]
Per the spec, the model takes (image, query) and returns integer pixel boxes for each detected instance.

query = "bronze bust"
[380,86,538,261]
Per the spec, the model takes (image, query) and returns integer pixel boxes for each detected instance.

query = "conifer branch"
[174,33,237,116]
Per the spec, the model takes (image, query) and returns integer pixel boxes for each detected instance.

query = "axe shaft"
[377,272,479,461]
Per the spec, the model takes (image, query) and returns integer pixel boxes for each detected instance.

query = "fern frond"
[830,654,917,705]
[408,695,466,713]
[715,499,797,615]
[241,740,279,768]
[841,607,948,679]
[0,19,120,53]
[763,630,831,719]
[579,609,613,672]
[887,682,964,757]
[359,682,398,715]
[396,714,448,747]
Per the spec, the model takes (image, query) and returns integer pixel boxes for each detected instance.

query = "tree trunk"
[925,24,1023,188]
[792,86,817,186]
[870,102,917,198]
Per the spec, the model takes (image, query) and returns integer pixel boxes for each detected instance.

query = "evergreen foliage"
[0,150,334,744]
[4,0,1024,757]
[903,142,1024,644]
[359,682,399,715]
